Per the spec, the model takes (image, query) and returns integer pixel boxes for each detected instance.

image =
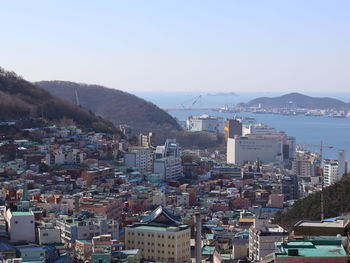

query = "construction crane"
[297,141,334,221]
[180,95,202,109]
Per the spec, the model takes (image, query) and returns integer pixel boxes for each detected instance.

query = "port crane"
[297,142,334,221]
[180,95,202,109]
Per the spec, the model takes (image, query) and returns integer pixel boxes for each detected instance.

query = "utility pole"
[320,141,324,221]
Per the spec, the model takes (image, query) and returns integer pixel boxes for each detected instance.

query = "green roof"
[76,240,92,245]
[276,240,347,258]
[91,253,111,263]
[11,211,33,216]
[202,245,216,255]
[220,254,233,260]
[132,225,168,232]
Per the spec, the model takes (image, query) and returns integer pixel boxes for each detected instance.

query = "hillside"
[0,68,121,135]
[36,81,223,148]
[244,92,349,110]
[273,175,350,228]
[36,81,182,133]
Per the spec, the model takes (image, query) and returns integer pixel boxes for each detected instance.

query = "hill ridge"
[244,92,349,110]
[0,67,121,135]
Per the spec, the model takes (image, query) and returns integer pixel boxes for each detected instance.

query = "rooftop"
[276,239,347,258]
[11,211,33,216]
[295,219,345,228]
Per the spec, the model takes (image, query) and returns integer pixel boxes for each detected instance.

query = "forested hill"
[244,92,349,110]
[36,81,182,133]
[274,175,350,228]
[0,68,121,135]
[36,81,222,148]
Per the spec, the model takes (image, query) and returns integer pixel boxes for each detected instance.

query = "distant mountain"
[0,68,121,135]
[243,92,349,110]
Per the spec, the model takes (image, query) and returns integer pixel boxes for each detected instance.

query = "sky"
[1,0,350,93]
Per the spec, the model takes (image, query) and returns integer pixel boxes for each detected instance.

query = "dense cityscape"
[2,1,350,263]
[0,105,348,263]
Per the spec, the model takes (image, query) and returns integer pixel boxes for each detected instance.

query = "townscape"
[0,108,348,263]
[1,1,350,262]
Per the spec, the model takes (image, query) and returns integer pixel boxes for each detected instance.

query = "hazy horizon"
[2,1,350,93]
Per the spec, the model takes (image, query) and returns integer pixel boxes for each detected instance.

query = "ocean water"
[167,109,350,160]
[132,91,350,109]
[132,91,350,160]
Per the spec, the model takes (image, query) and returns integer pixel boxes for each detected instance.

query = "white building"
[323,150,347,187]
[187,114,224,133]
[242,123,276,136]
[124,147,153,173]
[176,193,189,207]
[6,210,35,243]
[249,218,287,261]
[154,156,183,181]
[56,215,119,243]
[227,137,281,165]
[38,223,61,245]
[45,148,84,166]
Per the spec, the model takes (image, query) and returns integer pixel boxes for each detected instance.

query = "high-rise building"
[227,137,281,165]
[154,139,183,181]
[292,156,316,178]
[323,151,347,187]
[224,118,242,140]
[187,114,224,133]
[154,156,183,181]
[124,147,153,173]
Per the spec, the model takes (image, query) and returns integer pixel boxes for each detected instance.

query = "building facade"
[125,206,191,263]
[227,137,281,165]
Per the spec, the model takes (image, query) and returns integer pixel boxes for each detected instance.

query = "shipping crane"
[297,142,334,221]
[180,95,202,109]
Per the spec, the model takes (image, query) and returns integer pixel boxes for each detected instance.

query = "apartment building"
[124,147,153,174]
[249,218,287,261]
[56,214,119,244]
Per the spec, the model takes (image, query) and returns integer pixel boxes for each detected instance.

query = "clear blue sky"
[1,0,350,93]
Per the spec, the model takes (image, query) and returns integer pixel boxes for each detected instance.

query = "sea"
[132,91,350,160]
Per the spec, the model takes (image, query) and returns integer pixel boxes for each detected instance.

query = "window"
[43,233,49,237]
